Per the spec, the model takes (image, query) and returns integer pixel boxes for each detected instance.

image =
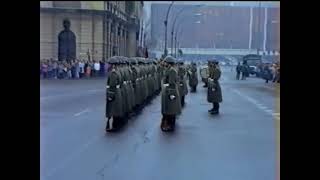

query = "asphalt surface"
[40,66,280,180]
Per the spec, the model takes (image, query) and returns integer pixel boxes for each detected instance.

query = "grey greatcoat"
[207,66,223,103]
[106,68,124,118]
[161,66,182,115]
[188,64,198,88]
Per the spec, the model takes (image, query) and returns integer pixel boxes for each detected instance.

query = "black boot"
[210,103,220,114]
[181,96,185,107]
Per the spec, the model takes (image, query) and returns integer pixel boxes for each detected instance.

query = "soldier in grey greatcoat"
[105,57,125,132]
[177,61,188,107]
[207,60,223,114]
[161,56,182,131]
[188,62,198,92]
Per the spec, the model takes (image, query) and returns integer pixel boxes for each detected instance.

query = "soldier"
[207,60,223,115]
[177,61,188,107]
[161,56,181,131]
[105,57,125,132]
[129,58,141,112]
[123,57,135,116]
[188,62,198,92]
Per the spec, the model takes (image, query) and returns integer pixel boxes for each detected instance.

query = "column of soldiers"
[105,55,196,132]
[105,56,162,132]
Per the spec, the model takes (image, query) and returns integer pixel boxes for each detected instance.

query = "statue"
[58,19,76,62]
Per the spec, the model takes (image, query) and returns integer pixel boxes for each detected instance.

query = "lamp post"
[173,5,204,57]
[257,1,262,55]
[164,1,174,56]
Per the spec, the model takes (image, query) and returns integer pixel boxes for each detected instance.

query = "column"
[107,18,112,58]
[119,24,124,56]
[114,21,119,56]
[123,28,127,57]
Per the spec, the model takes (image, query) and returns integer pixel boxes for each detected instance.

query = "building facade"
[150,3,280,53]
[40,1,144,60]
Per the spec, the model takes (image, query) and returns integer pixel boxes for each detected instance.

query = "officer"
[105,57,124,132]
[207,60,223,115]
[188,62,198,92]
[177,61,188,107]
[161,56,181,131]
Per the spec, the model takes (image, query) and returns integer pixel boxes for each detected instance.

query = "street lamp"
[164,1,174,56]
[172,5,204,57]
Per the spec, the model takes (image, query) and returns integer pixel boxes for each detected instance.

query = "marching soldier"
[177,61,188,107]
[161,56,181,131]
[207,60,223,115]
[188,62,198,92]
[105,57,125,132]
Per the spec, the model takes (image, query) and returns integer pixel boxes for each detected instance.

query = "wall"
[40,11,104,60]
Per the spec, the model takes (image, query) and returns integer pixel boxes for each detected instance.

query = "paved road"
[40,66,280,180]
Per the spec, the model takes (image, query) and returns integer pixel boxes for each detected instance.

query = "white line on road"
[232,89,280,120]
[74,108,91,116]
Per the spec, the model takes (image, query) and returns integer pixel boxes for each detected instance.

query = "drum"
[200,67,209,79]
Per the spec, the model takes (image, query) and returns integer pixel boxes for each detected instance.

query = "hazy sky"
[144,1,280,8]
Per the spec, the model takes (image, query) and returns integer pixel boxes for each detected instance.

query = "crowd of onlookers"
[40,59,111,79]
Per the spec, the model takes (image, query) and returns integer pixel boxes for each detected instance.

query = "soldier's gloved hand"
[180,83,183,86]
[108,97,113,101]
[169,95,176,100]
[212,88,215,92]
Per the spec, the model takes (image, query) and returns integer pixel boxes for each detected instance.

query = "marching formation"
[105,56,162,131]
[105,55,222,132]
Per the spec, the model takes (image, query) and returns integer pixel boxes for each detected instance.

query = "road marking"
[74,108,90,116]
[232,89,279,120]
[88,89,104,93]
[43,134,102,179]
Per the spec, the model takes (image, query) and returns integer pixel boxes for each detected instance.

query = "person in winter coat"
[207,60,223,114]
[161,56,181,131]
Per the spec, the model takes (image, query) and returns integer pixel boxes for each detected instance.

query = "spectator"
[47,60,53,79]
[41,61,48,79]
[100,60,105,77]
[75,60,80,79]
[263,64,272,83]
[94,60,100,77]
[58,62,64,79]
[84,61,88,77]
[86,61,91,78]
[52,60,58,79]
[79,60,84,78]
[71,60,76,78]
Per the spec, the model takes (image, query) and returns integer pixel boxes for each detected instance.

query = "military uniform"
[188,62,198,92]
[161,56,181,131]
[105,57,125,131]
[207,60,223,114]
[177,61,188,107]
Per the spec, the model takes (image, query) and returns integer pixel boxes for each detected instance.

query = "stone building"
[40,1,143,61]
